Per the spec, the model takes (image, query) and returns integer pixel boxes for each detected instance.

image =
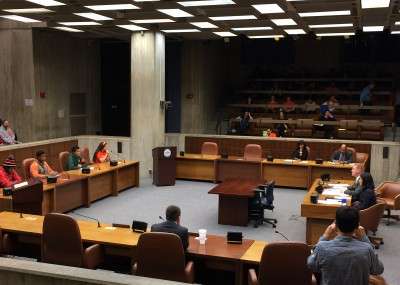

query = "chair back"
[378,182,400,199]
[201,142,218,155]
[58,151,69,171]
[356,153,369,164]
[22,158,36,179]
[135,232,187,282]
[244,144,262,161]
[42,213,84,267]
[359,202,385,233]
[258,242,312,285]
[81,147,90,164]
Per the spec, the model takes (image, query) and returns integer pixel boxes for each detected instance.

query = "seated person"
[66,146,84,170]
[0,119,19,145]
[275,108,288,137]
[303,98,317,114]
[30,150,58,179]
[352,172,376,210]
[331,144,353,163]
[307,206,384,285]
[283,96,295,113]
[0,155,22,187]
[292,140,309,160]
[238,111,253,134]
[151,205,189,251]
[320,100,336,139]
[93,142,110,163]
[344,163,363,199]
[267,95,278,112]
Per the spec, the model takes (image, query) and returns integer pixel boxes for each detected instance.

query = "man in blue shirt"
[307,206,384,285]
[360,83,374,111]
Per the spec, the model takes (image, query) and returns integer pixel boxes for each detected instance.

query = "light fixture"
[248,35,284,39]
[316,32,355,37]
[252,4,284,14]
[26,0,65,6]
[85,4,139,11]
[299,10,351,17]
[58,21,101,26]
[391,31,400,34]
[209,15,257,21]
[53,26,83,32]
[363,26,384,32]
[284,28,306,34]
[231,27,272,31]
[309,23,353,28]
[361,0,390,9]
[178,0,235,7]
[0,15,40,23]
[74,13,113,21]
[271,18,297,26]
[213,31,237,37]
[161,29,200,33]
[190,22,218,28]
[134,0,160,1]
[131,19,175,24]
[117,24,148,31]
[395,21,400,25]
[2,8,53,13]
[157,9,193,18]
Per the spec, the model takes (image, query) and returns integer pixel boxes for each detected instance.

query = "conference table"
[176,153,355,188]
[0,160,140,215]
[301,179,353,245]
[0,211,266,285]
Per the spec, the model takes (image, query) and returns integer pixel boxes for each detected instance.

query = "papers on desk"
[318,199,345,206]
[322,185,348,197]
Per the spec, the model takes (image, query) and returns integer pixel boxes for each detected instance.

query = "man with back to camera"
[151,205,189,251]
[331,144,354,163]
[307,206,384,285]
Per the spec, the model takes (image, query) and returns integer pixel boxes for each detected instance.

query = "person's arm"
[0,171,12,188]
[331,151,337,161]
[307,246,321,273]
[66,155,75,170]
[11,170,22,184]
[30,162,46,179]
[182,227,189,250]
[0,130,14,144]
[44,162,57,175]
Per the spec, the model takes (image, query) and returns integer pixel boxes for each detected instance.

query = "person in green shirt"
[66,146,84,170]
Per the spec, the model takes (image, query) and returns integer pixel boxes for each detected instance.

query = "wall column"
[130,31,165,175]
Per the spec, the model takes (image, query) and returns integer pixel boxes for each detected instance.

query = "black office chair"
[249,181,277,228]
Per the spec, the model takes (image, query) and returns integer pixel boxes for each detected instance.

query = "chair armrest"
[369,275,387,285]
[83,244,104,269]
[248,269,259,285]
[185,261,195,283]
[394,194,400,209]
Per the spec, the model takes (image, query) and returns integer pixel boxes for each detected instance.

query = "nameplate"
[14,181,28,189]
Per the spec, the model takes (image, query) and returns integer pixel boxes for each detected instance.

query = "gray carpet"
[70,178,400,285]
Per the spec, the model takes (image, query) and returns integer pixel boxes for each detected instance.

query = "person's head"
[279,108,285,119]
[271,95,276,101]
[286,96,291,102]
[3,155,16,173]
[166,205,181,224]
[339,144,347,152]
[71,146,81,157]
[359,172,375,191]
[335,206,360,235]
[36,150,47,162]
[351,163,363,177]
[298,140,306,150]
[369,83,375,90]
[2,120,9,128]
[96,141,107,152]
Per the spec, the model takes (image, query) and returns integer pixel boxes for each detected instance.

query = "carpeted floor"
[69,178,400,285]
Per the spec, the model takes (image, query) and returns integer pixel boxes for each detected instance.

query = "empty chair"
[22,158,36,180]
[244,144,262,161]
[337,120,359,139]
[80,147,90,164]
[249,181,277,228]
[58,151,69,172]
[133,232,194,283]
[359,202,386,248]
[201,142,218,156]
[356,152,369,164]
[360,120,383,140]
[248,242,314,285]
[375,182,400,225]
[42,213,103,269]
[293,119,313,138]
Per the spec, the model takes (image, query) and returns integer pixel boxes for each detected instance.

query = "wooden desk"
[240,240,267,264]
[209,179,260,226]
[301,179,353,245]
[176,154,219,182]
[216,157,262,182]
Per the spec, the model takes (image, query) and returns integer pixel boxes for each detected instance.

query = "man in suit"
[331,144,353,163]
[344,163,363,200]
[151,205,189,250]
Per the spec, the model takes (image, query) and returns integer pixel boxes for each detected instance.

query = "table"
[208,179,260,226]
[216,157,263,182]
[301,179,353,245]
[176,154,219,182]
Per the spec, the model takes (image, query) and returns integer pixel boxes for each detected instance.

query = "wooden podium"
[152,146,177,186]
[12,179,43,215]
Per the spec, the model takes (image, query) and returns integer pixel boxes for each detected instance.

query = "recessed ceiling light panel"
[299,10,351,17]
[157,9,193,18]
[74,13,113,21]
[271,18,297,26]
[85,4,139,11]
[0,15,40,23]
[178,0,235,7]
[252,4,284,14]
[209,15,257,21]
[26,0,65,7]
[2,8,53,13]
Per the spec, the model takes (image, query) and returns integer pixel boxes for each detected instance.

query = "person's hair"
[166,205,181,222]
[93,142,106,161]
[360,172,375,190]
[36,150,45,158]
[71,146,80,153]
[335,206,359,234]
[297,140,306,148]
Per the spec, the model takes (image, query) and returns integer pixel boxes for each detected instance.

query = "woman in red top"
[0,155,22,188]
[93,141,110,163]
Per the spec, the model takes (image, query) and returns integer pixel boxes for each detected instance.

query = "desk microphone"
[73,212,101,228]
[275,230,290,241]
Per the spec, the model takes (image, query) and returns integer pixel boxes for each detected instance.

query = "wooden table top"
[240,240,267,263]
[177,154,220,161]
[208,179,261,197]
[262,159,354,169]
[67,160,139,177]
[303,179,353,206]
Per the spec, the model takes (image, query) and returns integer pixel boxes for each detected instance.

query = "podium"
[12,179,43,215]
[152,146,177,186]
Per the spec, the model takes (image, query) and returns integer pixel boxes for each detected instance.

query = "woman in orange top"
[93,142,110,163]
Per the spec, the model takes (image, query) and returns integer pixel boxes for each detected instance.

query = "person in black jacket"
[352,172,376,210]
[151,205,189,250]
[292,140,309,160]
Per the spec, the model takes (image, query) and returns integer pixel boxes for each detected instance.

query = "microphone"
[73,212,101,228]
[275,230,290,241]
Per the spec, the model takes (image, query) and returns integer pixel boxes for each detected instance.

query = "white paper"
[318,199,343,206]
[14,181,28,189]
